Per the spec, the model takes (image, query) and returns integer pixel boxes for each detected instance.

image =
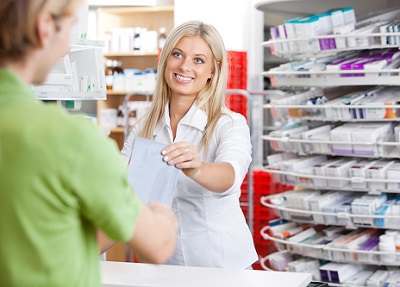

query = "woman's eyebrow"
[172,48,184,53]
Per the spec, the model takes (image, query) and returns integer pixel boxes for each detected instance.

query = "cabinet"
[90,4,174,262]
[255,0,400,285]
[94,5,174,149]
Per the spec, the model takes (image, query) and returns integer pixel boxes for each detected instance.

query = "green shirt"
[0,69,142,287]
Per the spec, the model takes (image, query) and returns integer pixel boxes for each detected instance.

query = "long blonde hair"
[139,21,228,148]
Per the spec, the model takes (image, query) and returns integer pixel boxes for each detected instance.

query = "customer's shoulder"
[37,103,107,147]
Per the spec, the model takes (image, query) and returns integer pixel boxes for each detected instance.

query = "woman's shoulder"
[217,109,248,127]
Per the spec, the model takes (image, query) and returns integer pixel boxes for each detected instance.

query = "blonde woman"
[123,21,257,269]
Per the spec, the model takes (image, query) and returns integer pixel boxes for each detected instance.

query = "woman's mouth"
[173,73,194,84]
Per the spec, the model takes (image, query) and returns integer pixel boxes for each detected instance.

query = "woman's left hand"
[161,142,203,178]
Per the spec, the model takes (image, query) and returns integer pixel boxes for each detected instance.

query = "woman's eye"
[194,57,205,64]
[172,51,182,58]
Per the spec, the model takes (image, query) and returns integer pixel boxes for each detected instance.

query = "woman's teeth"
[174,73,193,82]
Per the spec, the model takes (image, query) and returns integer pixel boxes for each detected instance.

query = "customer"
[0,1,177,286]
[122,21,257,269]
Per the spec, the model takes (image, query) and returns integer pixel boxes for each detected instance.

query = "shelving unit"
[264,69,400,88]
[261,166,400,193]
[255,0,400,284]
[91,3,174,263]
[94,4,173,150]
[261,192,400,229]
[260,225,400,266]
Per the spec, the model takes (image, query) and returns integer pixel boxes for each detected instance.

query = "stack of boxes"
[249,170,293,269]
[226,51,248,119]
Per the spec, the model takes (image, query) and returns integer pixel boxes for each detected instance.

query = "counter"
[101,261,312,287]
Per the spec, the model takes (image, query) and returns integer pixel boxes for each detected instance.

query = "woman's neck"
[169,93,197,139]
[169,94,196,122]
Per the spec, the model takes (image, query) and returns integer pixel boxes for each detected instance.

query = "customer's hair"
[139,21,228,148]
[0,0,80,63]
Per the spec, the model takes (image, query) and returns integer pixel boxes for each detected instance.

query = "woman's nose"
[178,57,192,72]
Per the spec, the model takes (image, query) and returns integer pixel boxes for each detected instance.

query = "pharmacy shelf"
[260,252,375,287]
[107,91,128,96]
[253,0,391,15]
[104,51,158,57]
[261,167,400,194]
[263,135,400,158]
[97,5,174,15]
[263,32,400,59]
[263,69,400,88]
[260,193,400,230]
[259,252,339,285]
[259,251,288,272]
[253,0,400,26]
[264,134,400,148]
[263,103,400,122]
[71,40,104,49]
[255,0,400,278]
[260,226,400,266]
[278,116,400,123]
[36,91,106,101]
[106,90,153,96]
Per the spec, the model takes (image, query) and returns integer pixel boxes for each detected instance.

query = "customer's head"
[141,21,228,147]
[0,0,82,84]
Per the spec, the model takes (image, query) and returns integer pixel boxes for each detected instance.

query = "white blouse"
[122,103,258,269]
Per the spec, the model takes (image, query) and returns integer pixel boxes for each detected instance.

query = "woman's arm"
[162,142,235,193]
[162,115,251,193]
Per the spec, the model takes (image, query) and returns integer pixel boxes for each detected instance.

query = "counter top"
[101,261,312,287]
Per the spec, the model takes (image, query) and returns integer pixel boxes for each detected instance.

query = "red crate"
[225,94,248,119]
[254,241,276,256]
[227,51,247,89]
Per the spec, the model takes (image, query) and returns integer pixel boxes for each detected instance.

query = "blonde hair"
[0,0,81,63]
[139,21,228,148]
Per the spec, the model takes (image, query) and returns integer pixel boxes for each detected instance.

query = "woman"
[123,21,257,269]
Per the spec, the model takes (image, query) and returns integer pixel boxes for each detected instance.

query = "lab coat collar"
[153,102,208,136]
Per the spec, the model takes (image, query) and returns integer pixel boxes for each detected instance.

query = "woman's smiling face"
[164,35,214,99]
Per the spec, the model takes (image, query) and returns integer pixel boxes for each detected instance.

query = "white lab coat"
[122,103,258,269]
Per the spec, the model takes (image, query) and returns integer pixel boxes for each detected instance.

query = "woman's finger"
[161,142,189,155]
[163,147,188,162]
[168,152,194,165]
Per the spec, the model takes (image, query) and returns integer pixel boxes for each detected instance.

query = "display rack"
[260,193,400,229]
[95,4,174,150]
[264,69,400,88]
[261,167,400,194]
[264,32,400,58]
[259,251,394,287]
[263,135,400,158]
[260,226,400,266]
[255,0,400,283]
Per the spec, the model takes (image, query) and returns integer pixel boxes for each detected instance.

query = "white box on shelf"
[367,160,394,191]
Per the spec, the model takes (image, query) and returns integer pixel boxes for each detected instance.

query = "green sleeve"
[68,118,142,242]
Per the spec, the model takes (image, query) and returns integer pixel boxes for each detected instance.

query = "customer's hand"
[161,142,203,179]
